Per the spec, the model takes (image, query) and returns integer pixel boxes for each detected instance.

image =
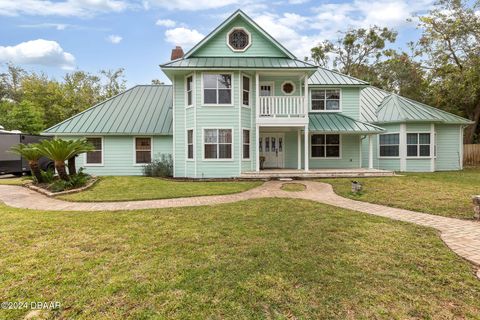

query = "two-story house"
[44,10,473,178]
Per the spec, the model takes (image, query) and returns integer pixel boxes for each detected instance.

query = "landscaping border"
[25,177,99,197]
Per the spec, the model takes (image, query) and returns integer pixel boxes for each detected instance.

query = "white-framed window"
[187,129,194,159]
[204,129,232,160]
[203,73,232,105]
[281,81,296,95]
[242,129,250,160]
[242,75,250,107]
[379,133,400,157]
[135,137,152,164]
[407,133,431,157]
[311,89,341,111]
[186,75,193,107]
[311,134,340,158]
[226,27,252,52]
[85,137,103,165]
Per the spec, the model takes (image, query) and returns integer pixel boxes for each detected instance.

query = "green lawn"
[281,182,306,192]
[59,176,263,202]
[1,199,480,319]
[0,177,29,185]
[324,168,480,219]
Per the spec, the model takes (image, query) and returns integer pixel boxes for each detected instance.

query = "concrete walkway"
[1,181,480,270]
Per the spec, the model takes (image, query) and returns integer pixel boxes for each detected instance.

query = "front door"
[259,133,284,168]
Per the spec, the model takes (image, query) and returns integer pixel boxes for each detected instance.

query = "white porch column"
[303,74,308,116]
[304,124,309,171]
[399,123,407,172]
[297,128,301,169]
[255,72,260,119]
[255,124,260,172]
[430,123,435,172]
[368,134,373,169]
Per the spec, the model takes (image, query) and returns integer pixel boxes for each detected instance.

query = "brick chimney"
[171,46,184,60]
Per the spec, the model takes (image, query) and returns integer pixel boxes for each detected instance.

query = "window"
[85,137,102,164]
[135,137,152,164]
[203,74,232,105]
[407,133,431,157]
[204,129,232,159]
[242,76,250,106]
[243,129,250,159]
[311,134,340,158]
[187,129,194,159]
[281,81,295,95]
[379,134,399,157]
[186,75,193,106]
[227,28,250,51]
[311,89,341,111]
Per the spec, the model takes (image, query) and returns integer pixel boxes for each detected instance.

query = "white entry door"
[260,133,284,168]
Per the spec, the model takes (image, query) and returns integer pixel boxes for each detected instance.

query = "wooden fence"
[464,144,480,166]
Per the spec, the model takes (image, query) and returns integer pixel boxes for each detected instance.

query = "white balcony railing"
[259,96,306,118]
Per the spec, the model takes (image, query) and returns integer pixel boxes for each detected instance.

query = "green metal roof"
[161,57,317,69]
[43,85,173,135]
[309,113,385,133]
[308,67,369,86]
[360,86,473,125]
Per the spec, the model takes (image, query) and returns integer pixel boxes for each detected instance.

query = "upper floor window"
[227,28,250,51]
[203,74,232,105]
[311,89,341,111]
[379,133,399,157]
[407,133,431,157]
[186,75,193,106]
[281,81,295,95]
[242,75,250,106]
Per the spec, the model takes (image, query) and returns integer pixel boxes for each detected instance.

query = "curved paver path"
[1,181,480,271]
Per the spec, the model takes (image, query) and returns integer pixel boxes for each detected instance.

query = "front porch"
[241,168,395,179]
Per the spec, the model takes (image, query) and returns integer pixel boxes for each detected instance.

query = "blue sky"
[0,0,434,86]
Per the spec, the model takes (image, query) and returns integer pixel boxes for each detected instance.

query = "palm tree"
[67,139,94,176]
[37,139,78,181]
[10,144,44,183]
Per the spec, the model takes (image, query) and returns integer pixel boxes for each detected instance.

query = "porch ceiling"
[309,113,385,134]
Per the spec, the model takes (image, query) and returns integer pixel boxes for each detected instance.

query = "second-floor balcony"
[257,96,308,125]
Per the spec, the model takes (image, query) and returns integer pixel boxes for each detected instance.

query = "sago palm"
[37,139,78,181]
[66,139,94,176]
[10,143,44,183]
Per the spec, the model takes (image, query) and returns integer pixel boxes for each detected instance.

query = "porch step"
[240,169,395,179]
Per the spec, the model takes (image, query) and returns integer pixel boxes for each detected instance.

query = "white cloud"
[147,0,239,10]
[0,0,129,17]
[155,18,176,27]
[0,39,75,70]
[288,0,309,4]
[165,27,204,48]
[107,34,123,44]
[18,23,69,30]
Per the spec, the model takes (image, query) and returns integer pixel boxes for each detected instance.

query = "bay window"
[407,133,431,157]
[186,75,193,106]
[187,129,194,159]
[243,129,250,159]
[204,129,232,159]
[379,134,399,157]
[203,74,232,105]
[242,75,250,106]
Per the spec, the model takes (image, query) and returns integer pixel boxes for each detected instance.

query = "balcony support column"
[304,124,309,171]
[303,74,308,116]
[297,128,301,169]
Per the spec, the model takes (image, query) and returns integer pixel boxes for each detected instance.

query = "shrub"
[39,169,55,184]
[143,154,173,177]
[48,168,90,192]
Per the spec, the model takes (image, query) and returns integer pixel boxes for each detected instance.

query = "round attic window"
[281,81,296,95]
[227,28,250,51]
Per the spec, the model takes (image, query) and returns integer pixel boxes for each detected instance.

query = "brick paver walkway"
[1,181,479,272]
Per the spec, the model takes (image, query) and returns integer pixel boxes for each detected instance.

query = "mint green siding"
[66,135,172,176]
[308,87,360,119]
[192,16,286,58]
[436,124,463,171]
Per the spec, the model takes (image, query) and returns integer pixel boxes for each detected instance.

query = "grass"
[59,176,263,202]
[281,182,306,192]
[1,199,480,319]
[323,168,480,219]
[0,176,30,185]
